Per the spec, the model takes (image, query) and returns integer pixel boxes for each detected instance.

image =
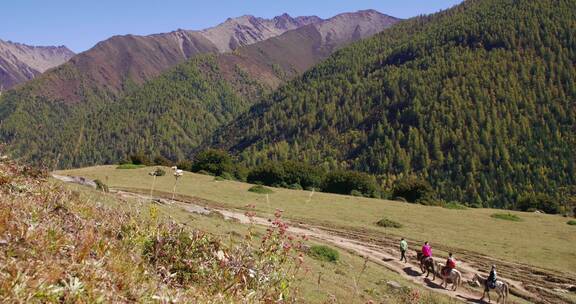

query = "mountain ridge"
[0,9,400,168]
[0,39,74,90]
[200,13,323,52]
[16,12,328,104]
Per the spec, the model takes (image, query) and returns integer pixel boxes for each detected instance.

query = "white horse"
[473,273,509,304]
[435,261,462,291]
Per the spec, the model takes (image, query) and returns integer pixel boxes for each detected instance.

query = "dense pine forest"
[0,55,267,168]
[210,0,576,208]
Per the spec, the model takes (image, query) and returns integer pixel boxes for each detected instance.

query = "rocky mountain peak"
[200,13,321,52]
[314,10,401,48]
[0,39,74,89]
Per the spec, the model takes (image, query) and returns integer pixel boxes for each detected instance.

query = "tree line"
[128,149,568,214]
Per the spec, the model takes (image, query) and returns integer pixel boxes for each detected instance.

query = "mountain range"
[0,40,74,90]
[0,10,399,166]
[0,0,574,208]
[10,10,396,105]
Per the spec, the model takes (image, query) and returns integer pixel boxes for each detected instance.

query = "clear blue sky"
[1,0,463,52]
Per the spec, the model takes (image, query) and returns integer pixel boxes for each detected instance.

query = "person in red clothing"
[442,252,456,276]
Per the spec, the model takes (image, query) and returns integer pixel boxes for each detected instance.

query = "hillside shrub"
[351,190,364,197]
[117,164,146,169]
[130,153,151,166]
[288,183,303,190]
[21,165,48,178]
[443,201,468,210]
[491,213,522,222]
[220,172,235,180]
[517,193,560,214]
[247,161,324,189]
[392,176,435,204]
[197,170,214,176]
[376,218,403,228]
[321,170,377,197]
[248,185,274,194]
[153,155,173,166]
[308,245,339,263]
[247,163,285,186]
[392,196,408,202]
[0,174,11,186]
[151,168,166,176]
[176,160,193,171]
[94,179,109,192]
[281,161,324,189]
[567,220,576,226]
[233,165,249,182]
[191,149,234,176]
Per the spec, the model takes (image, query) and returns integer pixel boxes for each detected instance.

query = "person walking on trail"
[399,238,408,263]
[443,252,456,276]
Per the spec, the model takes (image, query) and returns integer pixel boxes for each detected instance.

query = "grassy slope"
[59,166,576,274]
[1,157,455,303]
[65,183,456,304]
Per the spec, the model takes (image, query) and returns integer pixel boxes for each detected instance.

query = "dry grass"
[61,186,456,304]
[0,159,456,303]
[0,160,311,303]
[58,165,576,274]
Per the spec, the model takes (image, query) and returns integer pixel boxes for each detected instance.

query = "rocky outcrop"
[201,13,322,52]
[315,10,399,52]
[0,39,74,89]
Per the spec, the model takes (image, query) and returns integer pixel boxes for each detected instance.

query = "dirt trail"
[54,175,575,304]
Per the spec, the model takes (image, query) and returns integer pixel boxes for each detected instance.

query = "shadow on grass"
[423,278,444,289]
[456,295,485,303]
[403,267,422,277]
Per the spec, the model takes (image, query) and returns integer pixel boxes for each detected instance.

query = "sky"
[1,0,463,53]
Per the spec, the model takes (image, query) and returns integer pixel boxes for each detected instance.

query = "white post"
[150,175,156,201]
[171,178,178,203]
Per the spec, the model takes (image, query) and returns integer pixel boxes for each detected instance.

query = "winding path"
[113,190,534,303]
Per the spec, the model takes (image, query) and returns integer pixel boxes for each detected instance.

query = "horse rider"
[486,265,497,290]
[443,252,456,276]
[421,241,432,263]
[399,238,408,263]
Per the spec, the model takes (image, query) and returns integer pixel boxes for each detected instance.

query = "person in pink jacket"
[421,241,432,260]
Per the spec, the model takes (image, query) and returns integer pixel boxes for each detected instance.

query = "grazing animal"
[417,252,435,280]
[473,273,509,304]
[435,261,462,291]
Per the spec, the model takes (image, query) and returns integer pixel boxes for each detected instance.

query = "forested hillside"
[0,55,265,167]
[211,0,576,208]
[0,11,397,168]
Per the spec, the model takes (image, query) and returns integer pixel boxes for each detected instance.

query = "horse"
[416,252,435,280]
[435,261,462,291]
[473,273,509,304]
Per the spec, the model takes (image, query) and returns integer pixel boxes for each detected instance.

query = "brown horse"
[417,252,435,280]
